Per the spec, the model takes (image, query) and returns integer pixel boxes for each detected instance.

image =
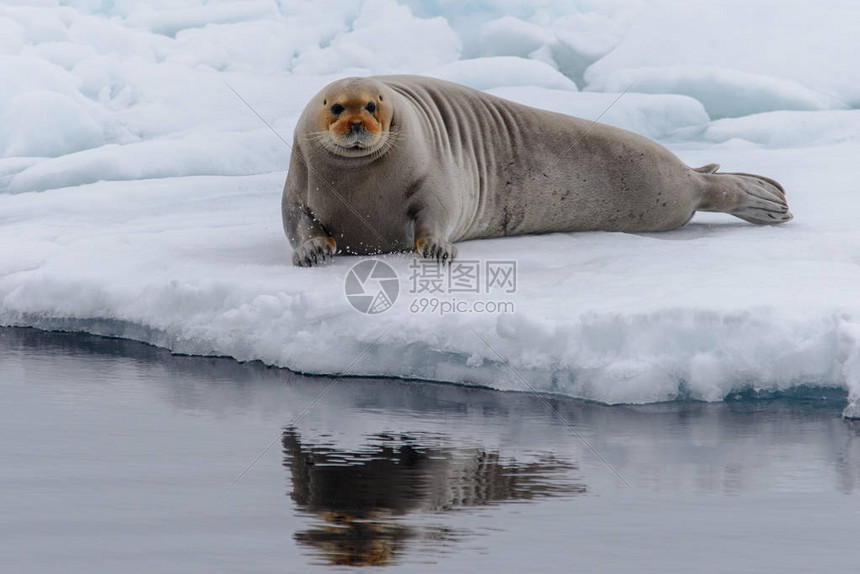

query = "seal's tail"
[698,169,792,225]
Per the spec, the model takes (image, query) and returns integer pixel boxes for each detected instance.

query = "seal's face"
[313,78,394,159]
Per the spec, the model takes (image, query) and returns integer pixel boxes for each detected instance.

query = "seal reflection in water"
[283,429,584,566]
[283,75,792,266]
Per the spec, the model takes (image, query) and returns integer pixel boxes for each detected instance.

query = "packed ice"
[1,0,859,416]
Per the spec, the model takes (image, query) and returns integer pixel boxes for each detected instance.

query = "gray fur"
[283,75,791,266]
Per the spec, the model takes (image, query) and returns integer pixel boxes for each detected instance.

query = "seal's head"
[312,77,395,159]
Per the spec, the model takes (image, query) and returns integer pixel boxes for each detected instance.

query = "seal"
[282,75,791,266]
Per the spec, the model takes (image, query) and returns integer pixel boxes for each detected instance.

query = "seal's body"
[283,75,791,266]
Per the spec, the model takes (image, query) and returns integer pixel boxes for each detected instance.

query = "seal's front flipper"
[411,199,457,262]
[292,236,337,267]
[415,236,458,263]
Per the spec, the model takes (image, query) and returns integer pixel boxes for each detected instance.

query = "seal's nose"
[350,121,363,132]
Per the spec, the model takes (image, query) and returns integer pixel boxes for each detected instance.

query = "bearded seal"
[282,75,791,266]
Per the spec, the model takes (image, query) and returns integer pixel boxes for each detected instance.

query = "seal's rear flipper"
[724,173,792,225]
[698,172,792,225]
[693,163,720,174]
[728,172,792,224]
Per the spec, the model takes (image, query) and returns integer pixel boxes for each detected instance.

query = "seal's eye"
[330,103,345,115]
[365,101,376,114]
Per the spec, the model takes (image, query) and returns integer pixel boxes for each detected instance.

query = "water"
[1,327,859,573]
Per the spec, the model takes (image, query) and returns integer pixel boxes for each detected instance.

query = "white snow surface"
[1,0,859,415]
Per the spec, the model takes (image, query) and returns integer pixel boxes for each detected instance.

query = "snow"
[701,110,860,148]
[585,66,846,119]
[427,56,578,91]
[476,16,550,59]
[291,0,461,76]
[1,1,859,416]
[583,0,860,116]
[0,90,104,157]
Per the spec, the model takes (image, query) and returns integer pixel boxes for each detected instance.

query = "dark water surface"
[2,327,858,573]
